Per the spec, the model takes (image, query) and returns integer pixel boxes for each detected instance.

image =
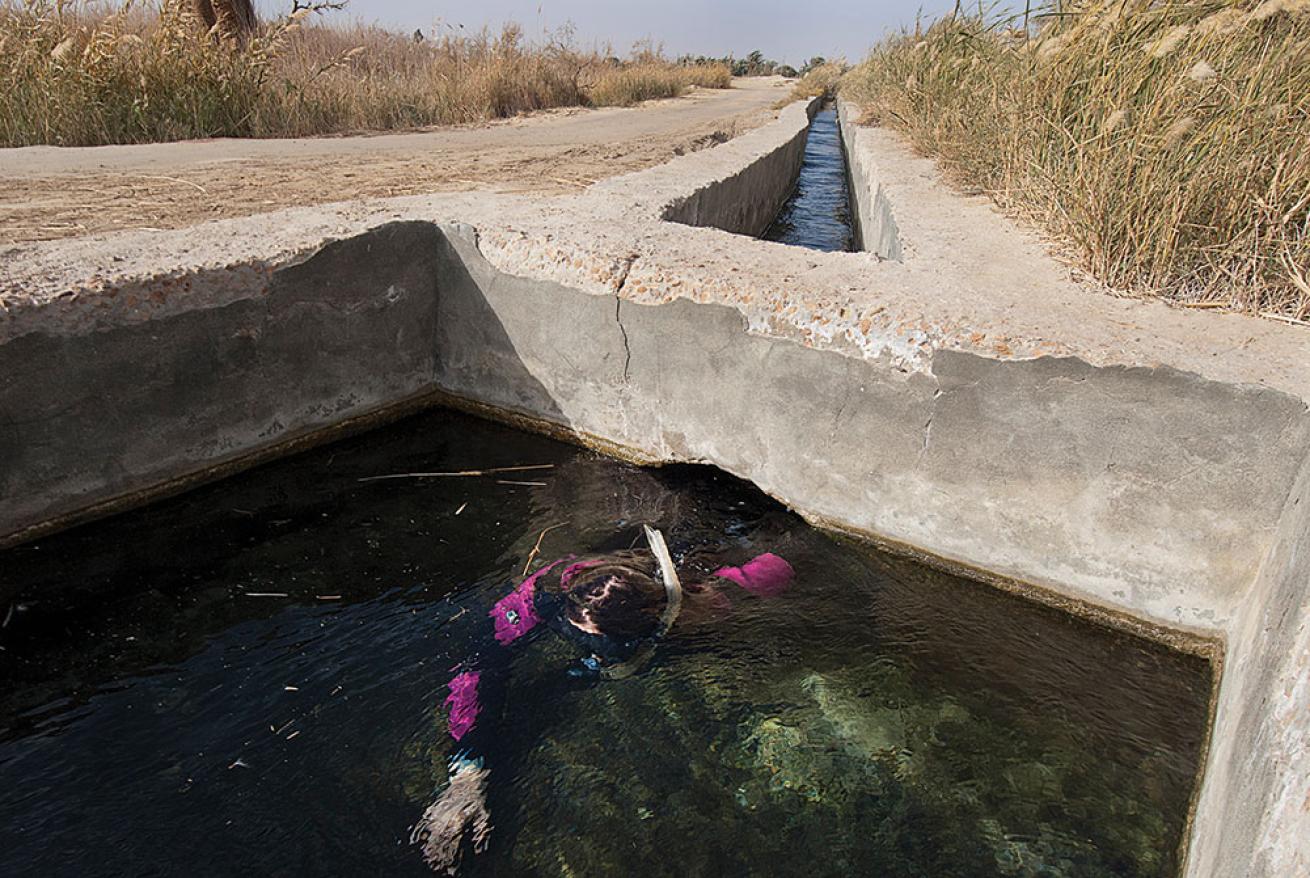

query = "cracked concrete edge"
[434,222,1310,636]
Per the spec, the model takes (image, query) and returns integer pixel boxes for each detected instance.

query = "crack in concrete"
[616,296,633,382]
[613,255,638,383]
[918,386,943,462]
[828,362,857,444]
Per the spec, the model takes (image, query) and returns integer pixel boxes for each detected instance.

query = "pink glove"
[714,553,794,597]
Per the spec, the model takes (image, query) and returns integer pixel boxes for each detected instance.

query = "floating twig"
[244,592,289,598]
[454,502,468,515]
[316,595,342,601]
[497,480,548,487]
[522,523,567,575]
[358,464,554,483]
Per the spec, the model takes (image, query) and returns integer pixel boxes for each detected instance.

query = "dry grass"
[588,60,731,107]
[844,0,1310,320]
[0,0,732,147]
[789,60,847,99]
[679,61,733,90]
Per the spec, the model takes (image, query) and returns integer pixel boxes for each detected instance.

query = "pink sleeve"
[714,553,794,597]
[489,557,570,645]
[445,670,481,741]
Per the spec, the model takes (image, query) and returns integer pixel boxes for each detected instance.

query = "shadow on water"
[764,105,855,253]
[0,410,1210,877]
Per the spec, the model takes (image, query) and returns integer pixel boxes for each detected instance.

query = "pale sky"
[258,1,958,66]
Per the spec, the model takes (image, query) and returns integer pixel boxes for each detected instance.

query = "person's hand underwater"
[411,758,492,874]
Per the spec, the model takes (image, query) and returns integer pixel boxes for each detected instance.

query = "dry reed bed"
[0,1,731,147]
[787,60,847,100]
[844,0,1310,321]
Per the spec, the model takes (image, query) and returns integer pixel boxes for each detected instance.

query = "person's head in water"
[557,560,666,642]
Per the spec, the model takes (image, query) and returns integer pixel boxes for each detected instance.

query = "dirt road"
[0,78,789,245]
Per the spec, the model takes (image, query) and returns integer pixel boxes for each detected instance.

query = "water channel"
[763,105,855,252]
[0,409,1210,876]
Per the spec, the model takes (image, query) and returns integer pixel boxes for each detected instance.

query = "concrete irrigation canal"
[2,83,1309,875]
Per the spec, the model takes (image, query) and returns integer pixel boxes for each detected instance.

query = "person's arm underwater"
[711,552,795,597]
[411,558,568,873]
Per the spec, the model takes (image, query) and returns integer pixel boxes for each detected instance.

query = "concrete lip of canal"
[2,94,1309,875]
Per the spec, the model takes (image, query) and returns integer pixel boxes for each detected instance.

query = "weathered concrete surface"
[836,100,901,259]
[0,223,443,531]
[3,87,1310,875]
[434,224,1308,637]
[1188,452,1310,876]
[662,100,815,236]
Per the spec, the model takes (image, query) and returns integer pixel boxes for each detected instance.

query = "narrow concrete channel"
[763,104,855,252]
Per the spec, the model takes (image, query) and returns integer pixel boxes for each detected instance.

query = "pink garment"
[489,558,567,645]
[445,671,481,741]
[714,553,794,597]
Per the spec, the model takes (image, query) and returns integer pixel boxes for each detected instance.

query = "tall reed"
[0,1,732,147]
[844,0,1310,320]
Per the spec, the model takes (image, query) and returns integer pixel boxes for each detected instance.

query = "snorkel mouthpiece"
[644,525,683,639]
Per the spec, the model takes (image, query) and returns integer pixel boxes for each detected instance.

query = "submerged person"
[410,526,794,873]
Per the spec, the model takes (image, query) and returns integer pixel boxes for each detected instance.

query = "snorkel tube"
[598,525,684,680]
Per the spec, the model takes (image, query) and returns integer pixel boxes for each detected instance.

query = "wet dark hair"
[558,559,666,642]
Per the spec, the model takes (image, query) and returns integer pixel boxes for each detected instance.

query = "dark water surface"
[764,106,855,252]
[0,410,1210,877]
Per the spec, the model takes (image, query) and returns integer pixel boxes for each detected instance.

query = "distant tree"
[777,64,798,78]
[800,56,827,75]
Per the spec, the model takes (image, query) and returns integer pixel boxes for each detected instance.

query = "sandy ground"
[0,78,789,245]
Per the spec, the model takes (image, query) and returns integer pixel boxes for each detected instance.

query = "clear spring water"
[763,105,855,253]
[0,410,1210,877]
